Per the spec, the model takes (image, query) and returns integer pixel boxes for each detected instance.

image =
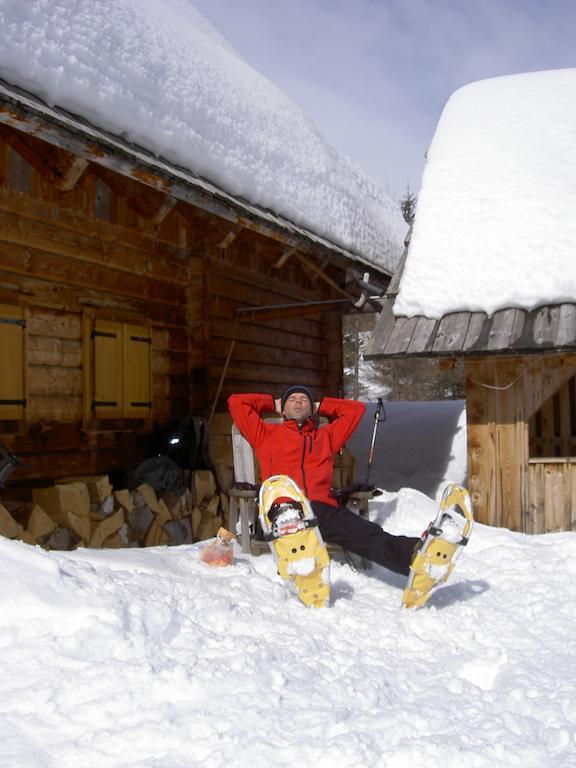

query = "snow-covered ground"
[0,0,406,271]
[2,402,576,767]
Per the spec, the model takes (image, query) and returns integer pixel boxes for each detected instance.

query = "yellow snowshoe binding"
[402,483,474,610]
[259,475,330,608]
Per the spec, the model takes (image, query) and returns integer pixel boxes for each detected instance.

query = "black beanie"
[280,385,315,413]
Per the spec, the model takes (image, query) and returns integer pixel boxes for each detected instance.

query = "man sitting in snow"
[228,386,420,575]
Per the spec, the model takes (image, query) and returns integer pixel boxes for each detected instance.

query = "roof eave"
[0,77,391,279]
[365,299,576,360]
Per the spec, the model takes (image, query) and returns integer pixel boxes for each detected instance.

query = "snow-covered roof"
[366,69,576,360]
[394,69,576,319]
[0,0,406,274]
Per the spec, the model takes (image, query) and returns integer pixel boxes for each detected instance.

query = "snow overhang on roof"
[366,231,576,359]
[365,228,576,359]
[0,78,392,282]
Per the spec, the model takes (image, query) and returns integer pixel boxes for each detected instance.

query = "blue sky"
[192,0,576,201]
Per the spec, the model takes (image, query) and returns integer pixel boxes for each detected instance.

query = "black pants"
[311,501,419,577]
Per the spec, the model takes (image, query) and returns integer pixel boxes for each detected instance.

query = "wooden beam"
[147,195,177,226]
[218,227,241,250]
[54,156,89,191]
[0,124,57,182]
[273,247,296,269]
[306,255,332,285]
[92,164,165,219]
[0,184,190,270]
[0,126,90,191]
[465,358,498,527]
[524,355,576,419]
[235,299,349,322]
[0,91,387,278]
[296,252,354,299]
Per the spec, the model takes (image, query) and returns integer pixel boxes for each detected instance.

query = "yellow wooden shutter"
[93,319,123,418]
[0,303,25,419]
[123,324,151,419]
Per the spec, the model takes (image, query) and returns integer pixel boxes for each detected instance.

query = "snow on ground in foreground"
[395,68,576,318]
[1,490,576,768]
[0,0,405,270]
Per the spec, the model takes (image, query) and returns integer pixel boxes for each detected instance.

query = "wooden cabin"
[0,80,390,500]
[366,69,576,535]
[365,242,576,534]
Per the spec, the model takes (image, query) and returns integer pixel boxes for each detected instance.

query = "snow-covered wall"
[395,68,576,318]
[0,0,406,272]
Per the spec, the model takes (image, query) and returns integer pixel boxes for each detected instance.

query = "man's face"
[283,393,312,421]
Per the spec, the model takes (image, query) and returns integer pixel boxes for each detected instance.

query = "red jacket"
[228,393,365,506]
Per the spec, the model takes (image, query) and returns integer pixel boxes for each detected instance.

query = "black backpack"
[164,415,214,473]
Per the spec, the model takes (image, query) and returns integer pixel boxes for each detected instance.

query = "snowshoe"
[259,475,330,608]
[402,483,474,609]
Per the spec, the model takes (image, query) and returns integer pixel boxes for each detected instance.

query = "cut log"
[58,475,113,503]
[133,484,162,514]
[220,492,230,528]
[144,498,173,546]
[32,483,91,542]
[197,518,215,541]
[126,505,155,543]
[89,495,115,521]
[144,519,170,547]
[211,515,224,537]
[89,509,125,548]
[26,504,58,542]
[205,494,220,517]
[193,471,216,504]
[0,502,24,539]
[162,489,193,519]
[191,506,202,538]
[157,499,173,524]
[163,517,193,545]
[114,489,134,513]
[43,527,79,551]
[101,531,123,549]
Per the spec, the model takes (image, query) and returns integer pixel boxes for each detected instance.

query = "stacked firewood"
[0,470,226,551]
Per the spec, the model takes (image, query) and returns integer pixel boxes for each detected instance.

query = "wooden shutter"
[0,303,25,419]
[123,324,151,419]
[93,319,123,418]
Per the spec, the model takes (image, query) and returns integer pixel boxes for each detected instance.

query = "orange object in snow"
[200,527,235,567]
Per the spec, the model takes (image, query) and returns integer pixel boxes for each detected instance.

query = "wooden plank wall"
[204,237,342,413]
[529,375,576,458]
[465,357,527,530]
[526,459,576,533]
[465,354,576,532]
[0,134,195,486]
[0,127,345,494]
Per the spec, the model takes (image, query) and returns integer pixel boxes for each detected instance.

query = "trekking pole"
[365,397,386,485]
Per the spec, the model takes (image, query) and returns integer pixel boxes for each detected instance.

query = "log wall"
[0,138,195,487]
[0,127,344,495]
[205,248,338,410]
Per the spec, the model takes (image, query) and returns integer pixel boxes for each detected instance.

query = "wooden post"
[465,359,497,527]
[465,357,527,531]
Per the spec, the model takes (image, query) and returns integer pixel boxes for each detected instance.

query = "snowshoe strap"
[263,517,319,541]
